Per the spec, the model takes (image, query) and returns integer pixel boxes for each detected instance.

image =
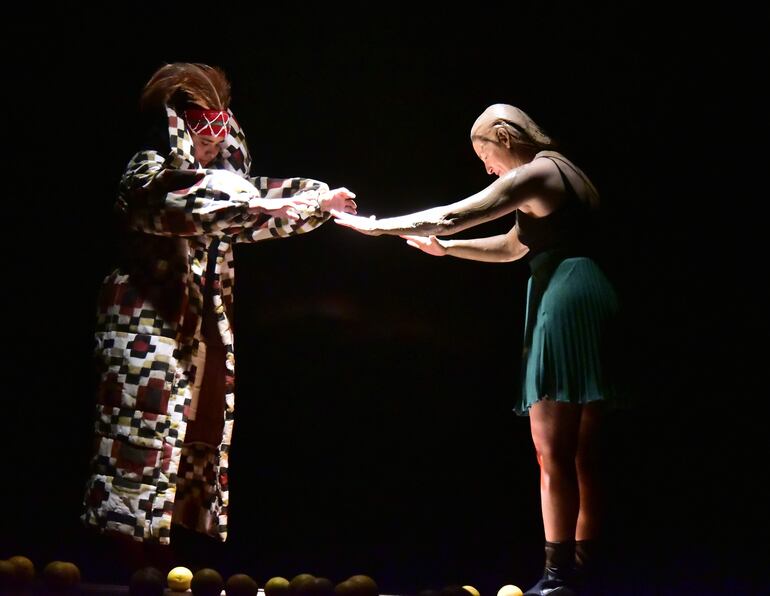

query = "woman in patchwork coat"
[81,63,357,552]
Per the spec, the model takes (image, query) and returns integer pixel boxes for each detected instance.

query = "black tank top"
[516,157,597,259]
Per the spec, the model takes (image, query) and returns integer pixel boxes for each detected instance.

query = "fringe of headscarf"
[140,62,231,112]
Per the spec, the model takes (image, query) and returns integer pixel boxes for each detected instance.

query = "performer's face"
[472,138,516,177]
[192,132,225,166]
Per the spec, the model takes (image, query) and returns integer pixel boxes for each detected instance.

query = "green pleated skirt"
[514,250,622,416]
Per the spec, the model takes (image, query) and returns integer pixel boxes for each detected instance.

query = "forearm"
[440,234,529,263]
[248,175,329,199]
[233,210,329,242]
[372,172,523,236]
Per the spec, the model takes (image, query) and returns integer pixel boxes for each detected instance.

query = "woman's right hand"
[400,234,446,256]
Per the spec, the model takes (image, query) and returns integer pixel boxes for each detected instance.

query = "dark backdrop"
[4,7,766,596]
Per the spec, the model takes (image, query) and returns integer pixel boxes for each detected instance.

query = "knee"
[536,445,577,474]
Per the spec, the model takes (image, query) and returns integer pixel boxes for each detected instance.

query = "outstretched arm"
[401,225,528,263]
[333,159,555,237]
[119,149,337,239]
[234,175,356,242]
[237,183,357,242]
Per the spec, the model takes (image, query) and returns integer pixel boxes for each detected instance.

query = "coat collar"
[164,104,252,177]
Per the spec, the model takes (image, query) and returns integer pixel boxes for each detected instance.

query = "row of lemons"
[0,556,80,591]
[153,569,383,596]
[0,555,525,596]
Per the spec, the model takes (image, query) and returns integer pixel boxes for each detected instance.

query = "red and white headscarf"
[184,108,231,138]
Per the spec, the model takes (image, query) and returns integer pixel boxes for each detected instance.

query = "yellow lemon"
[496,585,523,596]
[462,586,480,596]
[167,566,193,591]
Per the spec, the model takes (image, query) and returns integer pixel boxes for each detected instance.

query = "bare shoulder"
[532,151,600,207]
[528,154,564,184]
[507,155,566,215]
[502,156,561,192]
[489,152,597,216]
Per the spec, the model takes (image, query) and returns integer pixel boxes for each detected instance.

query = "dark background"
[4,7,766,596]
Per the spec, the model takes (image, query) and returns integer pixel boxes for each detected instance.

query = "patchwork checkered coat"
[82,105,331,544]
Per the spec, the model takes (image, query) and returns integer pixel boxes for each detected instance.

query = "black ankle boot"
[574,538,602,590]
[524,540,577,596]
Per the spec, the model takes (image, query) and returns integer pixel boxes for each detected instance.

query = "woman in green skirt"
[332,103,622,596]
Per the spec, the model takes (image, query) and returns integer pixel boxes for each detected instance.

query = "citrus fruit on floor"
[225,572,259,596]
[497,585,523,596]
[43,560,81,591]
[265,575,291,596]
[290,572,317,596]
[8,555,35,585]
[167,565,193,591]
[347,574,378,596]
[334,579,355,596]
[190,567,224,596]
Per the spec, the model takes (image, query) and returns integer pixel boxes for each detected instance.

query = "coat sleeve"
[230,175,332,243]
[118,150,332,241]
[117,149,262,237]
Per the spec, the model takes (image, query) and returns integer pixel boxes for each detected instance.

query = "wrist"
[317,192,331,213]
[297,195,322,219]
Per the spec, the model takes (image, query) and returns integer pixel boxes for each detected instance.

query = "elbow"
[429,215,466,236]
[509,245,529,262]
[499,239,528,262]
[443,206,504,236]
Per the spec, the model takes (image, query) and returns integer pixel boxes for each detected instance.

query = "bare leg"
[529,399,582,542]
[575,402,604,540]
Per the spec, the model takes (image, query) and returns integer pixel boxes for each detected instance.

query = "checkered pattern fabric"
[82,103,333,544]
